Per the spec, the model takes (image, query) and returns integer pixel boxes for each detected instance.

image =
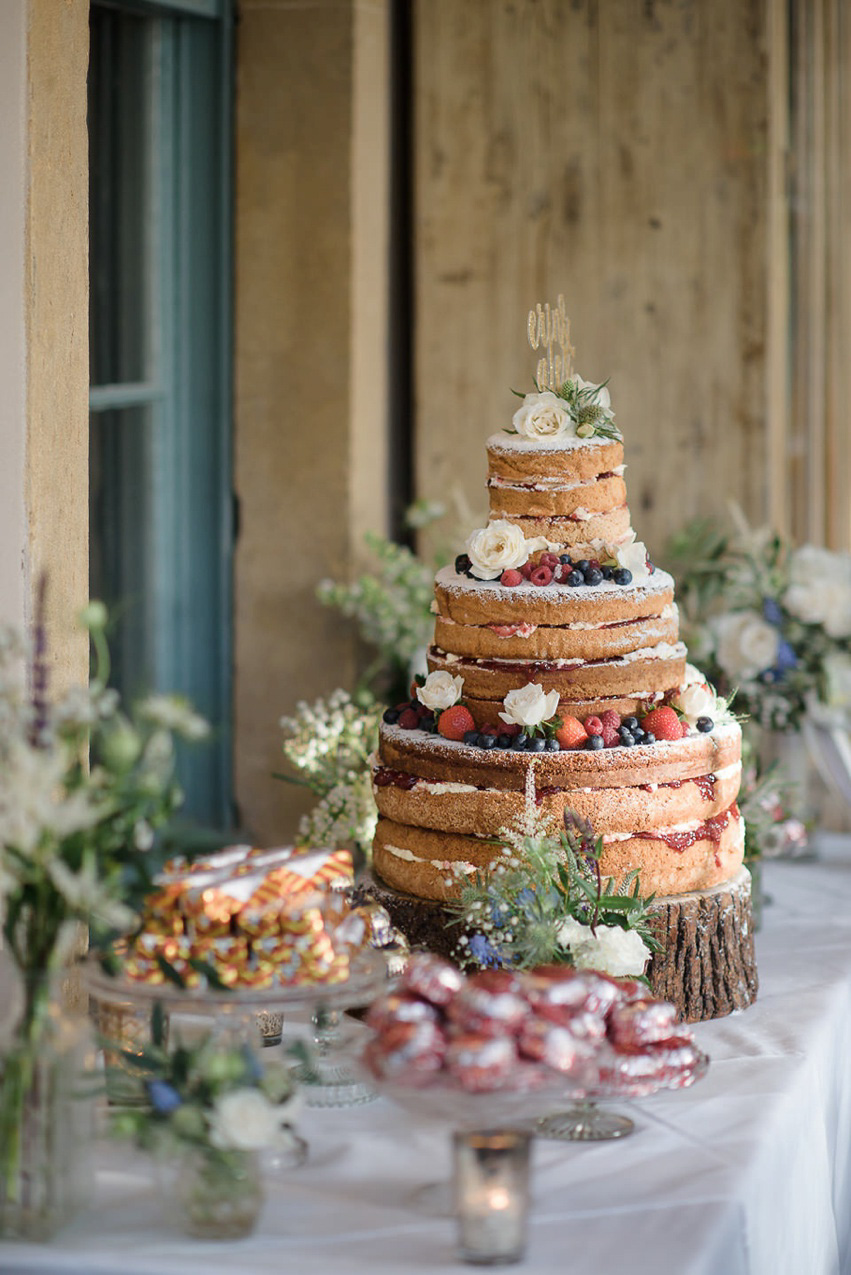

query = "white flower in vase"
[710,610,780,682]
[784,545,851,638]
[208,1089,278,1151]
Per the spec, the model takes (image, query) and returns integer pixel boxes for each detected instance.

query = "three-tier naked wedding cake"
[370,299,757,1021]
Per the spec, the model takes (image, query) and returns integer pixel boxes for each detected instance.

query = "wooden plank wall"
[413,0,771,560]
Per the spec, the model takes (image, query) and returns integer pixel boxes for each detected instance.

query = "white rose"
[416,670,464,714]
[711,611,779,682]
[557,917,649,978]
[784,545,851,638]
[615,540,650,582]
[512,390,573,442]
[466,520,528,580]
[498,682,560,729]
[208,1089,277,1151]
[671,669,717,726]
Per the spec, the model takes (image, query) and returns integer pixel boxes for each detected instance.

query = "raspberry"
[519,562,533,579]
[555,716,588,750]
[438,705,476,741]
[539,552,560,569]
[530,565,553,587]
[414,700,432,717]
[397,708,420,730]
[600,708,621,747]
[639,706,685,741]
[501,569,523,587]
[481,723,500,735]
[583,715,604,736]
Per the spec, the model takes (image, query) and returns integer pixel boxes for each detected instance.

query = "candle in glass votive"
[453,1130,532,1265]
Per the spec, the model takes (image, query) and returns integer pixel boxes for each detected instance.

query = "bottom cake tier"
[368,866,758,1024]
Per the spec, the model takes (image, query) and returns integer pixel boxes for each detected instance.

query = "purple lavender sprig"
[28,574,49,750]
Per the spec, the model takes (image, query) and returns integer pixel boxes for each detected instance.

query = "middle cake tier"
[430,564,687,723]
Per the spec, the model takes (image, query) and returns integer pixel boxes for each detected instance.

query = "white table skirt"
[5,837,851,1275]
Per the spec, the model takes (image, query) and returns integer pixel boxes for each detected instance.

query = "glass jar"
[157,1144,264,1239]
[0,976,94,1240]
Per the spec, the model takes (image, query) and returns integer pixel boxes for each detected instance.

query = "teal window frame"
[88,0,234,827]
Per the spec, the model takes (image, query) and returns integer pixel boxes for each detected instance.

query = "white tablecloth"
[5,837,851,1275]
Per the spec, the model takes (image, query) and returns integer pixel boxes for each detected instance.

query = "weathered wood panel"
[413,0,770,561]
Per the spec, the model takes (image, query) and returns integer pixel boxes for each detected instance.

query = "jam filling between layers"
[430,643,685,673]
[375,766,726,806]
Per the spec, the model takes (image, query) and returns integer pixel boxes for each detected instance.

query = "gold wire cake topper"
[527,294,575,390]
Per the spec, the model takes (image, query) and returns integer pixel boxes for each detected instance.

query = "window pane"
[88,7,151,387]
[89,406,154,700]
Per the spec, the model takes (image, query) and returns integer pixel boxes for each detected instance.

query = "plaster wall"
[0,0,28,631]
[234,0,390,844]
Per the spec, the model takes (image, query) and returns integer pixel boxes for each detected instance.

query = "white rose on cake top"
[711,610,780,682]
[511,390,573,442]
[416,670,464,714]
[784,544,851,638]
[499,683,560,730]
[466,520,529,580]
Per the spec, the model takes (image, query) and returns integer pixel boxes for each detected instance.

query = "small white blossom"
[208,1089,278,1151]
[136,695,209,741]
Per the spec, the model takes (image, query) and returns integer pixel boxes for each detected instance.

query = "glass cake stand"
[535,1047,710,1142]
[83,948,393,1110]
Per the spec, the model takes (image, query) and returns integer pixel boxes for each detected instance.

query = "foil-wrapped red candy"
[525,966,619,1025]
[608,999,680,1050]
[401,953,465,1007]
[518,1016,591,1076]
[445,1032,518,1093]
[447,969,528,1037]
[366,992,440,1034]
[364,1019,447,1086]
[600,1037,700,1088]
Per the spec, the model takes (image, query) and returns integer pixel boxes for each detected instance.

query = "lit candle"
[453,1130,531,1265]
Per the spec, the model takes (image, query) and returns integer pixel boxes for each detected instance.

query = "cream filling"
[602,808,739,843]
[382,843,476,875]
[487,465,626,494]
[434,641,686,670]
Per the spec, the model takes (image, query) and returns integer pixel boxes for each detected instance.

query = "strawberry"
[600,709,621,747]
[583,715,604,736]
[640,706,685,741]
[398,708,420,730]
[501,569,523,587]
[438,705,475,741]
[556,716,588,750]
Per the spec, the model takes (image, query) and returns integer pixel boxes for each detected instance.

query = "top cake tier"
[486,434,630,548]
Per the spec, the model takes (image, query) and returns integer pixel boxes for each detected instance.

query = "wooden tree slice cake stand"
[367,865,758,1024]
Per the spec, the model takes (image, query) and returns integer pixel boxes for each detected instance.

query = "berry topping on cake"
[583,715,604,737]
[612,567,633,586]
[455,553,473,577]
[599,709,621,747]
[438,705,476,741]
[639,706,686,741]
[566,569,584,587]
[500,568,524,587]
[519,562,533,579]
[530,565,553,587]
[585,733,605,750]
[539,552,560,569]
[397,707,420,730]
[555,717,588,750]
[696,716,714,733]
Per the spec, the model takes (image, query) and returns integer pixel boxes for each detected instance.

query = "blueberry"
[463,730,480,746]
[586,734,605,750]
[620,731,635,747]
[585,568,603,587]
[383,708,400,724]
[567,570,584,588]
[511,735,528,751]
[696,716,714,733]
[455,553,472,576]
[479,734,497,750]
[419,714,435,732]
[613,567,632,586]
[576,559,590,574]
[559,554,573,565]
[601,565,613,580]
[632,728,645,742]
[496,734,513,748]
[622,716,639,731]
[643,732,656,746]
[527,735,546,752]
[545,737,560,751]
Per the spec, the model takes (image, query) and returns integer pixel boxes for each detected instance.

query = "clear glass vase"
[158,1145,264,1239]
[0,977,94,1240]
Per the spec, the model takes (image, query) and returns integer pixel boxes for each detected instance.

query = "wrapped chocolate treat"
[401,953,465,1007]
